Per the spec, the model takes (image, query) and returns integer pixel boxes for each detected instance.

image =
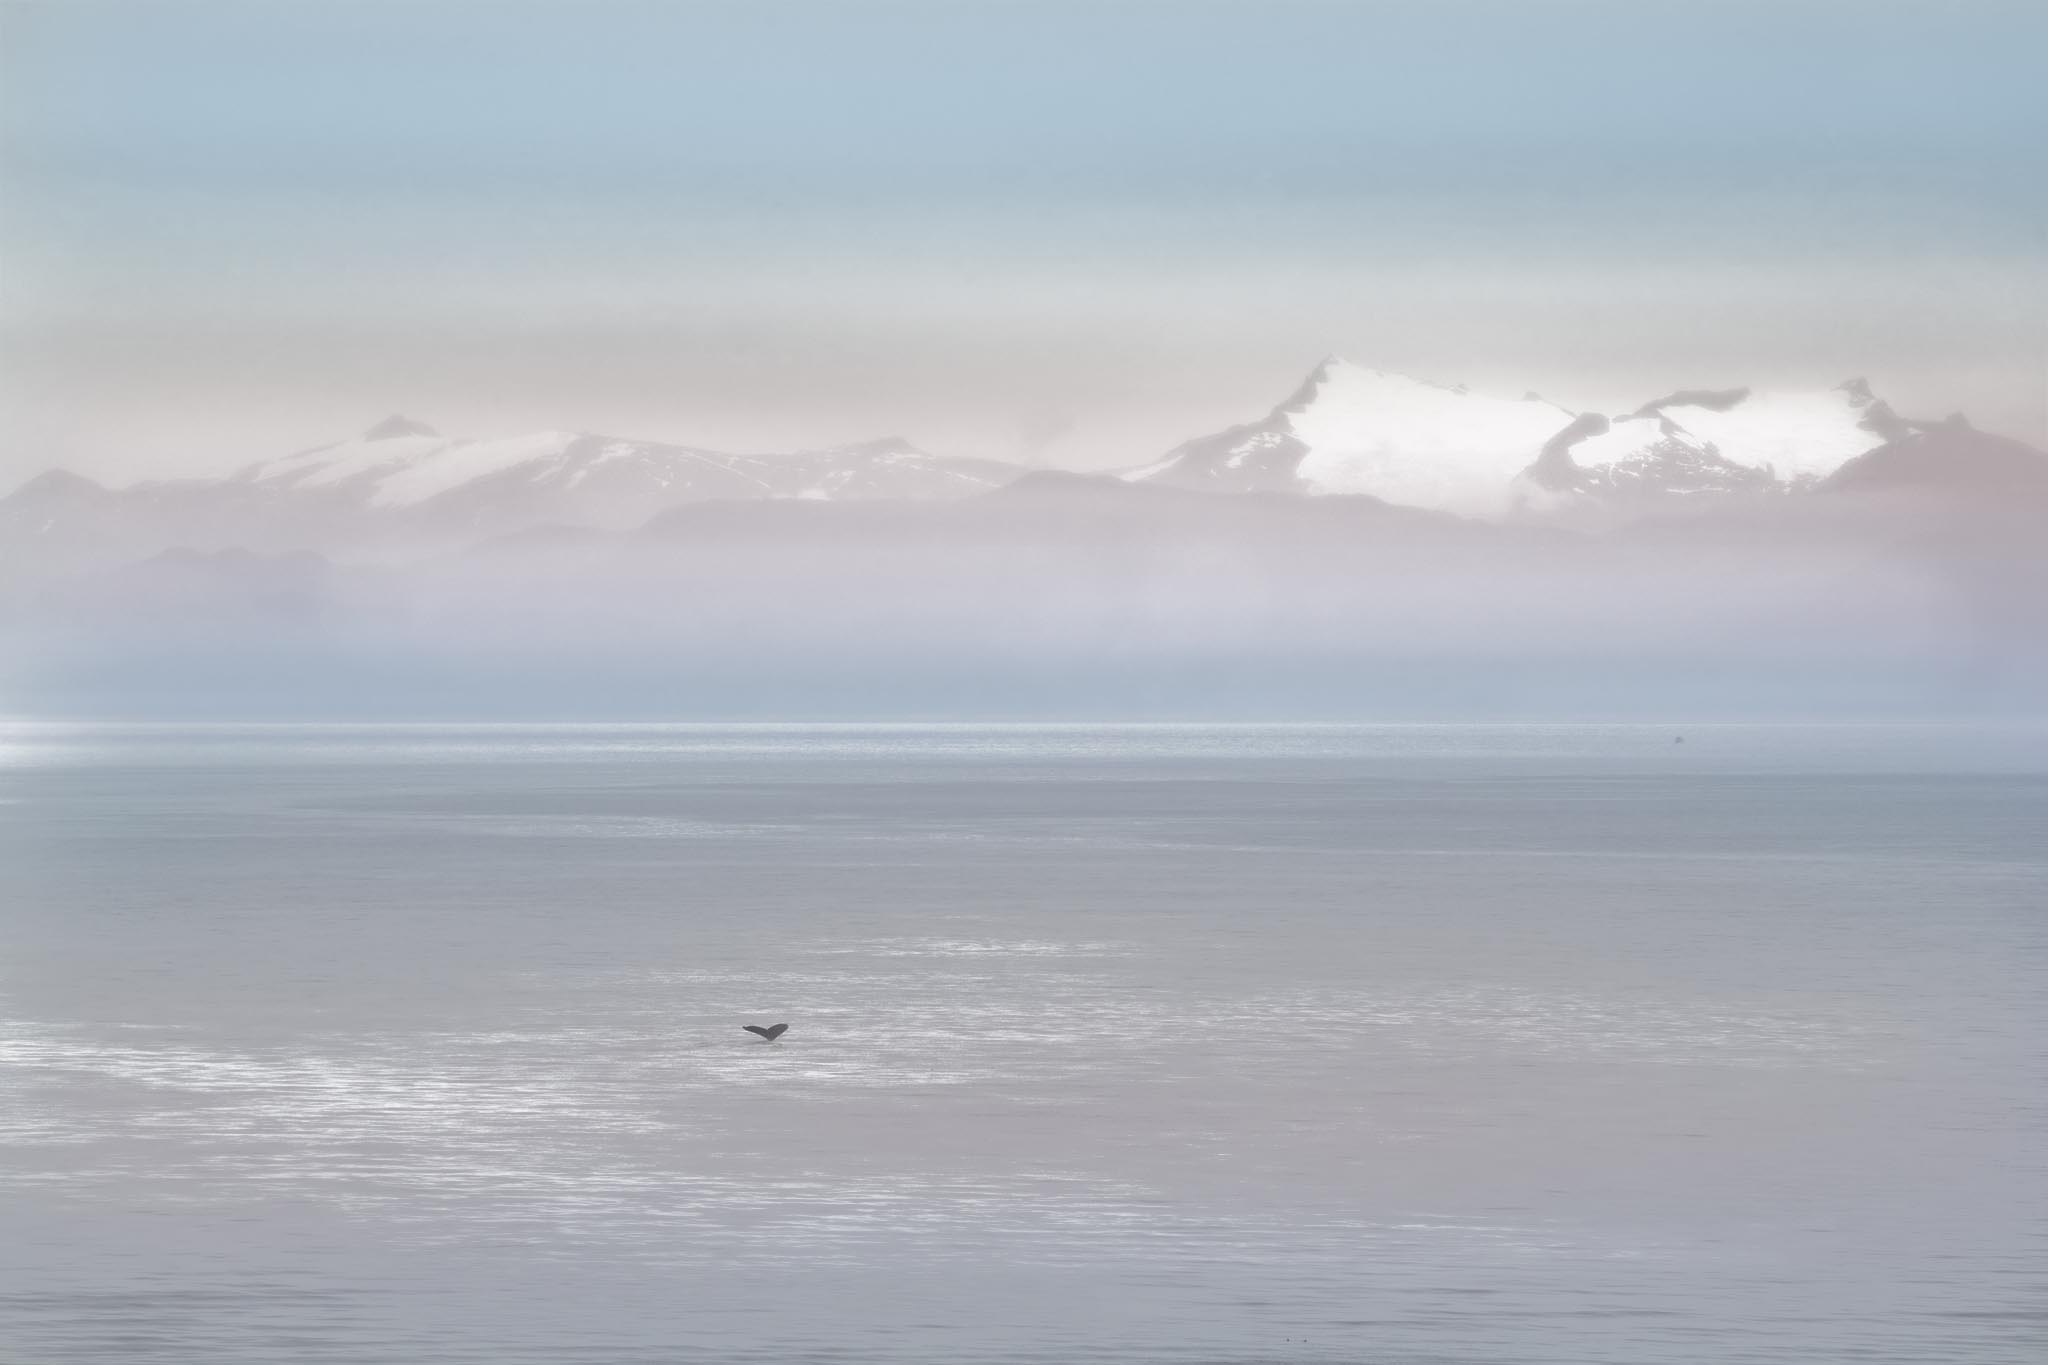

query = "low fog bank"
[4,476,2043,720]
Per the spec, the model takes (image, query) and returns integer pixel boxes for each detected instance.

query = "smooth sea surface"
[1,721,2044,1364]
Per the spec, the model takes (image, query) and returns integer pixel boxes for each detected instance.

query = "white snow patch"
[592,441,646,466]
[369,431,583,507]
[1653,390,1883,482]
[564,442,652,489]
[1223,430,1285,470]
[1288,363,1574,512]
[1119,454,1181,483]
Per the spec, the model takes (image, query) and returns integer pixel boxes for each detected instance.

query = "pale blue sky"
[4,0,2044,480]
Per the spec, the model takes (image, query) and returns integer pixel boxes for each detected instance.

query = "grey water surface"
[1,722,2043,1363]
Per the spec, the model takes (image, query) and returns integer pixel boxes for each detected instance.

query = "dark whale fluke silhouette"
[743,1023,789,1041]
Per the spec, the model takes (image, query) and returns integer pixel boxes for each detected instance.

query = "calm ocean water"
[1,722,2044,1363]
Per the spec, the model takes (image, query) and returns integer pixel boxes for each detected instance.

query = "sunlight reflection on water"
[1,723,2042,1362]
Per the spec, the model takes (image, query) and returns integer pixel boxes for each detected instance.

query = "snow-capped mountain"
[1134,361,1925,512]
[1,420,1027,571]
[236,421,1021,527]
[1125,358,1575,514]
[1533,380,1909,496]
[0,370,2003,582]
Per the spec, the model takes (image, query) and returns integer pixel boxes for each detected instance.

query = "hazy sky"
[3,0,2044,485]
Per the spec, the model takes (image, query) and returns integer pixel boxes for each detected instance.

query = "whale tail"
[743,1023,790,1041]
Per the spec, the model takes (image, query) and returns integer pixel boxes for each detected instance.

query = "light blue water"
[1,723,2044,1363]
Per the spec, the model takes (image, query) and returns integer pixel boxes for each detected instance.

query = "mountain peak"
[362,415,439,441]
[4,468,110,504]
[1134,361,1579,511]
[1310,357,1419,384]
[1281,357,1427,416]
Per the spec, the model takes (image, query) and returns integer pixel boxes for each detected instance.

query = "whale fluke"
[743,1023,789,1041]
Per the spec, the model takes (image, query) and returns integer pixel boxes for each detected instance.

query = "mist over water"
[9,471,2047,720]
[3,722,2043,1363]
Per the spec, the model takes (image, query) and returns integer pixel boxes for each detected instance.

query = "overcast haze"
[6,13,2048,1362]
[4,0,2045,485]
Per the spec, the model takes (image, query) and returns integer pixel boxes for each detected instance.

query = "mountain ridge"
[5,365,2035,577]
[1129,362,1937,510]
[1,423,1032,573]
